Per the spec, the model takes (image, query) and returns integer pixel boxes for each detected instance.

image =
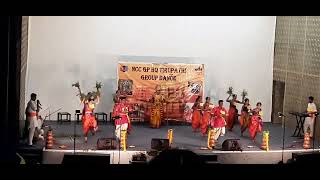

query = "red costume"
[240,104,251,134]
[249,108,263,140]
[226,101,238,130]
[201,102,211,135]
[211,106,228,128]
[112,102,132,132]
[192,102,202,132]
[82,103,98,136]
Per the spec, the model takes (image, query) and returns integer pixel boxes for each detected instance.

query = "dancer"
[201,97,213,136]
[211,100,228,141]
[192,96,202,132]
[73,82,101,143]
[112,96,132,140]
[249,102,263,142]
[150,86,165,128]
[240,98,251,136]
[304,96,317,138]
[226,94,242,131]
[81,92,99,143]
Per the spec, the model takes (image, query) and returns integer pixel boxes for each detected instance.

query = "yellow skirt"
[150,107,162,128]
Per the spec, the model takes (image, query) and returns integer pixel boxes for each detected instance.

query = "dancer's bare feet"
[84,137,88,143]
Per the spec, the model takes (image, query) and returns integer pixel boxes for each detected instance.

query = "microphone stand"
[312,113,318,152]
[278,113,286,164]
[112,115,121,164]
[118,123,122,164]
[74,113,76,156]
[111,116,115,164]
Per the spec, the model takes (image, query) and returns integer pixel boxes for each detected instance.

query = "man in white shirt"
[26,93,44,146]
[304,96,317,138]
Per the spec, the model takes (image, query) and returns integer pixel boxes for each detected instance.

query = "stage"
[33,121,320,164]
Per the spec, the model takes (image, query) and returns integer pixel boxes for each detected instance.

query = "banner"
[117,62,204,122]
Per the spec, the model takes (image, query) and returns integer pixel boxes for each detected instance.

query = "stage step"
[199,154,219,164]
[62,154,110,164]
[17,141,45,164]
[17,151,42,164]
[290,151,320,164]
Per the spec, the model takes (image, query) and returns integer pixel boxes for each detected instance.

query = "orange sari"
[192,102,202,132]
[82,103,97,136]
[240,104,251,133]
[226,101,237,130]
[201,103,211,135]
[249,108,263,140]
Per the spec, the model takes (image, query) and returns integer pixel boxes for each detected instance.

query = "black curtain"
[0,16,22,164]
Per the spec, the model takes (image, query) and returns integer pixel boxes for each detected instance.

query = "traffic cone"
[167,129,173,146]
[303,132,311,149]
[46,129,53,149]
[207,128,215,150]
[120,130,127,152]
[261,131,269,151]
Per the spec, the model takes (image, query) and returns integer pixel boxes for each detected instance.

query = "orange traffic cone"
[207,129,215,150]
[261,131,269,151]
[303,132,311,149]
[46,129,53,149]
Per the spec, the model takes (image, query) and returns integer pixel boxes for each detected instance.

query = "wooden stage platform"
[21,121,320,164]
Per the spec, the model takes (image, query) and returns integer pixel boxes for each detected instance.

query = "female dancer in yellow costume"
[150,86,165,128]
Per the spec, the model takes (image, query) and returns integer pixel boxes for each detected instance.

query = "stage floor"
[41,121,319,153]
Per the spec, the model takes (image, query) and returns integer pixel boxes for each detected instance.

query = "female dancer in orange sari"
[201,97,213,136]
[249,102,263,142]
[82,93,99,143]
[73,82,101,143]
[240,98,251,136]
[192,96,202,132]
[226,94,242,131]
